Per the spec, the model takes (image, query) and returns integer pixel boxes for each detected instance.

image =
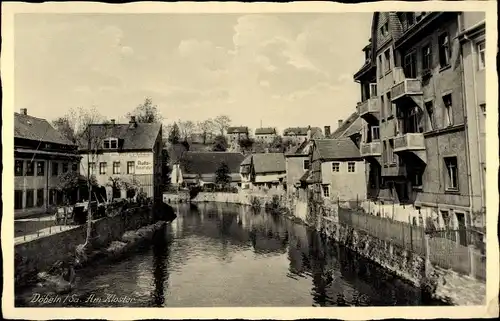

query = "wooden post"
[424,233,430,277]
[468,245,475,278]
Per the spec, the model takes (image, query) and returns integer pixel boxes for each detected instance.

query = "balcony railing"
[360,141,381,157]
[393,133,425,152]
[357,97,379,117]
[391,67,422,102]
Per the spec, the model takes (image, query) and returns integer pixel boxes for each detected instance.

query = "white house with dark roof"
[240,153,286,190]
[14,108,81,218]
[171,151,245,188]
[309,138,367,202]
[78,116,163,201]
[254,127,277,144]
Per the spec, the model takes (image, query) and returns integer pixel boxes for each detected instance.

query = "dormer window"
[103,138,119,149]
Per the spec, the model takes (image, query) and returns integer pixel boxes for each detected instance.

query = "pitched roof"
[251,153,286,173]
[329,112,360,139]
[342,115,363,138]
[241,154,252,166]
[285,139,312,157]
[227,126,249,134]
[283,126,322,137]
[179,151,245,175]
[254,127,276,135]
[313,138,361,160]
[78,122,161,151]
[14,112,75,146]
[167,143,188,163]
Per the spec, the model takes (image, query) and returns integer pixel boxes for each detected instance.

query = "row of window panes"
[103,138,119,149]
[402,32,451,79]
[90,161,136,175]
[332,162,356,173]
[15,160,77,177]
[14,189,44,209]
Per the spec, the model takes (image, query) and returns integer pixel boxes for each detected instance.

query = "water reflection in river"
[17,203,446,307]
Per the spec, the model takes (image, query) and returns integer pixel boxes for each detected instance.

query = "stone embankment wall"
[319,216,486,306]
[163,190,190,204]
[15,206,152,287]
[191,191,280,207]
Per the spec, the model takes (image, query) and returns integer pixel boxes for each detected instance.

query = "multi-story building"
[354,12,486,233]
[457,12,486,227]
[254,127,277,144]
[78,116,163,201]
[14,108,80,218]
[226,127,249,144]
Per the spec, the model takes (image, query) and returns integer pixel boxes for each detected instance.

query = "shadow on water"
[150,226,172,307]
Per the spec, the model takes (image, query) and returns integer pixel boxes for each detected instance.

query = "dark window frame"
[438,32,451,68]
[14,190,23,209]
[15,160,24,176]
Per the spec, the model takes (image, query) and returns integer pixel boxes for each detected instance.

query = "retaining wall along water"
[15,206,152,288]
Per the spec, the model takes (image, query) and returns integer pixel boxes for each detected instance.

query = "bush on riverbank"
[265,195,289,216]
[250,196,261,211]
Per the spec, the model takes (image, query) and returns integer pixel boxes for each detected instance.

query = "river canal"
[17,202,446,307]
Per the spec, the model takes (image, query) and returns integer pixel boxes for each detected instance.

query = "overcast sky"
[15,13,372,131]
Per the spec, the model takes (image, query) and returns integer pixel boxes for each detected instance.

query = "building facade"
[239,153,286,190]
[171,151,244,188]
[284,140,314,198]
[457,12,486,227]
[79,117,163,201]
[254,127,277,144]
[354,12,486,232]
[226,126,249,143]
[14,108,80,218]
[309,139,367,202]
[282,126,323,145]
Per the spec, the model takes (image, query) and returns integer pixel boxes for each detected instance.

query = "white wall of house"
[320,160,367,201]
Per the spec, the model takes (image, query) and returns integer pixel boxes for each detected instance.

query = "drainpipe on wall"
[458,35,476,229]
[467,32,486,226]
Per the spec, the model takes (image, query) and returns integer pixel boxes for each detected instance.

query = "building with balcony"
[353,11,486,231]
[78,116,163,201]
[14,108,80,218]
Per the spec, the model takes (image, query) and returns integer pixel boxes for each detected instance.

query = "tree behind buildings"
[212,135,228,152]
[213,115,231,136]
[127,97,163,123]
[215,162,231,189]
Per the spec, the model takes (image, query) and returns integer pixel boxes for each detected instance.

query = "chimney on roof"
[110,119,116,125]
[20,108,27,115]
[129,116,137,128]
[324,126,331,138]
[306,125,312,140]
[338,119,343,128]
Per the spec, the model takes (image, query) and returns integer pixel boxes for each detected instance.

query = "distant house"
[282,126,323,145]
[14,108,81,218]
[226,127,249,143]
[284,139,314,198]
[78,116,163,201]
[171,151,245,188]
[254,127,277,144]
[310,138,367,202]
[239,153,286,189]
